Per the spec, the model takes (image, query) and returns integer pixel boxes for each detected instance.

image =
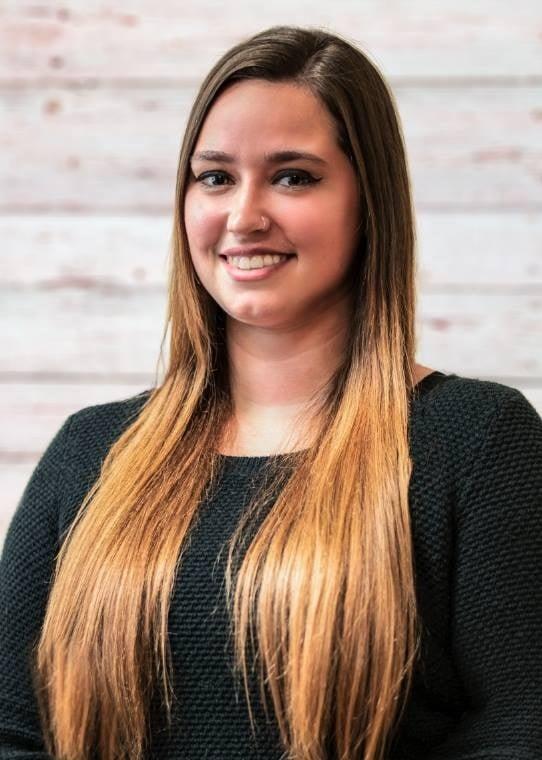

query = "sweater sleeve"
[0,415,74,759]
[427,388,542,760]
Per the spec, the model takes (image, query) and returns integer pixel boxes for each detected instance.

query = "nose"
[226,183,269,235]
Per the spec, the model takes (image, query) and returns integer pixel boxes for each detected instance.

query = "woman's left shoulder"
[419,371,541,437]
[412,373,542,490]
[436,374,542,513]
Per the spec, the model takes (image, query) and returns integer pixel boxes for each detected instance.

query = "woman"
[1,25,541,760]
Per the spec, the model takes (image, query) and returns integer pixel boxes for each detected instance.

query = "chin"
[225,308,294,329]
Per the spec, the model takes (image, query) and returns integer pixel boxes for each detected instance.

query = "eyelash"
[193,169,322,190]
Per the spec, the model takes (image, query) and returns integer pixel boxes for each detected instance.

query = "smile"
[219,253,295,281]
[223,253,291,270]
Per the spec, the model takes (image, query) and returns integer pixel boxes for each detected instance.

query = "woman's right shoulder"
[46,389,153,529]
[60,387,153,476]
[66,388,152,442]
[47,389,153,540]
[3,390,153,563]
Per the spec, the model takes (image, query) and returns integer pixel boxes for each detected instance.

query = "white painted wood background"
[1,1,541,543]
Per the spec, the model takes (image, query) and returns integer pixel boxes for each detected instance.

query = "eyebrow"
[190,149,328,167]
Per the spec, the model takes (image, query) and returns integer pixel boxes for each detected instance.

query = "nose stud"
[259,215,270,231]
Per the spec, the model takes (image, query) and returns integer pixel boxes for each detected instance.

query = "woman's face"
[184,79,361,330]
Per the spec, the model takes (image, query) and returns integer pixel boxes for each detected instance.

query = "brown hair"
[34,25,421,760]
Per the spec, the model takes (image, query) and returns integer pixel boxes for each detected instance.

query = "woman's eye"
[194,171,232,187]
[274,170,320,188]
[193,170,320,189]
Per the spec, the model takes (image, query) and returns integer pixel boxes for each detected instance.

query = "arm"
[0,415,73,759]
[427,388,542,759]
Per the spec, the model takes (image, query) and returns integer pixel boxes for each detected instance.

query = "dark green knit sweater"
[1,372,542,759]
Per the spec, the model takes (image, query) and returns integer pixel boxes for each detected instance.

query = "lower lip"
[219,255,295,281]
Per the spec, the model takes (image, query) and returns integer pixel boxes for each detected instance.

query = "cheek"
[280,199,329,249]
[184,194,222,250]
[287,193,357,254]
[323,190,360,255]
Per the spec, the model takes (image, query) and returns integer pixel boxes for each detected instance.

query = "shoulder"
[3,390,153,561]
[415,371,538,429]
[69,387,152,427]
[56,389,152,520]
[18,386,151,509]
[65,388,152,451]
[411,372,542,480]
[60,386,153,469]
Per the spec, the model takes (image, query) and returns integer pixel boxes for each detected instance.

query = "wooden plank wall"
[2,2,541,542]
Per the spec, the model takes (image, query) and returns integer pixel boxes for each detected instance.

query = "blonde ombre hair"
[34,25,422,760]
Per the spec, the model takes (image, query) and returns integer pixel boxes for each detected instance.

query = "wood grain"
[1,1,541,81]
[1,85,541,211]
[2,288,540,375]
[2,212,540,287]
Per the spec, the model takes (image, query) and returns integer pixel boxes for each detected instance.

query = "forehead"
[193,80,338,154]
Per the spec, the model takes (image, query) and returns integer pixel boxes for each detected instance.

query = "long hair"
[34,25,421,760]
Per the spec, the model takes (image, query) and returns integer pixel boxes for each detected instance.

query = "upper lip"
[219,246,294,258]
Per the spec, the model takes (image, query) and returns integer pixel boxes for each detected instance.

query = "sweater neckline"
[216,371,455,475]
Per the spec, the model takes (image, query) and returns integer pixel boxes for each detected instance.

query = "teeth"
[226,254,290,270]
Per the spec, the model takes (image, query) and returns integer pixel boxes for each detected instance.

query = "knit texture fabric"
[1,372,541,759]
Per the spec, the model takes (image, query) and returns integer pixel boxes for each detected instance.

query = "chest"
[217,416,313,457]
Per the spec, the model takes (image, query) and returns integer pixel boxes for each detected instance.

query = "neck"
[225,307,351,422]
[218,291,431,456]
